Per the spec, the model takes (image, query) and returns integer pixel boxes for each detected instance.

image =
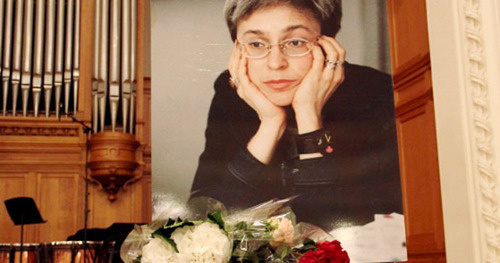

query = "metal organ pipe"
[0,0,137,135]
[92,0,137,134]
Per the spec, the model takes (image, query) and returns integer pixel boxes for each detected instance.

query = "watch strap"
[295,128,334,155]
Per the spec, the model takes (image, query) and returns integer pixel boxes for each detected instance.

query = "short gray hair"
[224,0,342,41]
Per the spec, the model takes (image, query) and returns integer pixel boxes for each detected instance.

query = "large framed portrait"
[151,0,406,261]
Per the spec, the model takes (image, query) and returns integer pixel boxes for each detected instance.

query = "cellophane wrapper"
[120,196,333,263]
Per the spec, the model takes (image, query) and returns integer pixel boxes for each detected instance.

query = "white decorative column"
[427,0,500,262]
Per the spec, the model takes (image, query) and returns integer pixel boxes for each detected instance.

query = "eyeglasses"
[239,38,314,59]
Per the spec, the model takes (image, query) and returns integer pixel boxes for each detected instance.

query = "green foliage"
[151,217,202,253]
[142,211,325,262]
[300,238,316,252]
[235,221,248,230]
[230,241,297,262]
[275,244,291,259]
[153,218,189,238]
[207,210,225,230]
[290,238,317,258]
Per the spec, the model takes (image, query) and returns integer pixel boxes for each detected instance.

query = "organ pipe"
[2,0,14,116]
[92,0,102,130]
[11,0,23,117]
[98,0,109,132]
[121,0,131,133]
[33,0,46,117]
[64,0,74,116]
[0,0,136,135]
[22,0,34,117]
[109,0,121,132]
[54,0,65,118]
[0,0,5,115]
[129,0,137,134]
[44,0,56,117]
[73,0,81,116]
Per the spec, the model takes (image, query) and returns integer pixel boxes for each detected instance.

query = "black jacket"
[190,63,403,231]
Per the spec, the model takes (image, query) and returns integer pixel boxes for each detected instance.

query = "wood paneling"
[0,111,151,244]
[0,173,34,242]
[397,99,445,254]
[0,170,84,243]
[89,177,148,227]
[387,0,430,76]
[36,173,82,242]
[387,0,446,262]
[409,256,447,263]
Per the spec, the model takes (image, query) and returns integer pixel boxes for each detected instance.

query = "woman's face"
[236,5,321,106]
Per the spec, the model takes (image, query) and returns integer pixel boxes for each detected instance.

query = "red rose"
[299,240,349,263]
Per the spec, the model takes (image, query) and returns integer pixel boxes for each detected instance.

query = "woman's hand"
[228,42,286,125]
[292,36,346,134]
[228,42,286,164]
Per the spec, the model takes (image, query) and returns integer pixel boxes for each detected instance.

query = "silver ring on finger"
[325,60,336,70]
[229,76,239,90]
[325,60,344,70]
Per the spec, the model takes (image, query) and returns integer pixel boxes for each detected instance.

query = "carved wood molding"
[0,118,82,137]
[392,53,431,86]
[88,131,141,201]
[463,0,499,261]
[394,68,433,117]
[0,125,79,137]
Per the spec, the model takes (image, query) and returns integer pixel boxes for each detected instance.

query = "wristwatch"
[295,128,334,155]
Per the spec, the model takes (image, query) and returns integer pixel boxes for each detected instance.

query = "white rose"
[171,222,232,263]
[141,237,177,263]
[269,217,294,247]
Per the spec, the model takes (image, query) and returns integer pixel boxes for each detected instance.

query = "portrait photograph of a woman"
[152,0,406,261]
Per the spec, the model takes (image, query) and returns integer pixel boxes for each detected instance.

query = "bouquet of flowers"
[120,197,349,263]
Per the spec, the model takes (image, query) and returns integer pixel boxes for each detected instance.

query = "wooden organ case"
[0,0,151,243]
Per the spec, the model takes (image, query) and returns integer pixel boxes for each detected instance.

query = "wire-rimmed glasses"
[239,38,314,59]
